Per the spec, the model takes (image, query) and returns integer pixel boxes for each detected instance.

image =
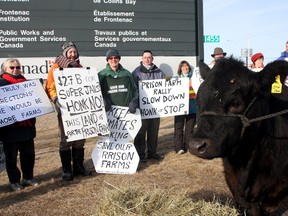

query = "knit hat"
[211,47,226,57]
[62,41,79,58]
[106,49,121,61]
[251,53,264,63]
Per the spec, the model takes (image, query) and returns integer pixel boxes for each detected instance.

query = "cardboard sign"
[139,78,189,119]
[191,66,203,94]
[106,105,142,142]
[92,138,139,174]
[0,79,54,127]
[53,68,109,142]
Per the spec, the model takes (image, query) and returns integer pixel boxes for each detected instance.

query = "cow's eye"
[231,100,241,107]
[229,100,244,113]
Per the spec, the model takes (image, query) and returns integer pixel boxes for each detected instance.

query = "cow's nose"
[196,141,207,154]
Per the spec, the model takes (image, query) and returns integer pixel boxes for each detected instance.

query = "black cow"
[189,57,288,216]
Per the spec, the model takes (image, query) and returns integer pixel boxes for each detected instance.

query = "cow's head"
[189,57,288,159]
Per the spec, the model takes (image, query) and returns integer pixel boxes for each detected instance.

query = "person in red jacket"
[0,58,38,191]
[46,41,91,181]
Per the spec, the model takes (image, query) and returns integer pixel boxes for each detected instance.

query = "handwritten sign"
[0,79,54,127]
[138,78,189,119]
[92,137,139,174]
[54,68,109,142]
[0,142,5,173]
[106,105,142,142]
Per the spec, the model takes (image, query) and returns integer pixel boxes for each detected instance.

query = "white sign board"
[106,105,142,142]
[0,142,5,173]
[54,68,109,142]
[139,78,189,119]
[191,67,203,94]
[0,80,54,127]
[92,138,139,174]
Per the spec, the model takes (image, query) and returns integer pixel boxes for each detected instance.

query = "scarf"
[2,73,26,83]
[55,55,82,68]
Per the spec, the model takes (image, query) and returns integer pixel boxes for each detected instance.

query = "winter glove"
[129,98,139,114]
[164,75,172,81]
[52,96,61,109]
[52,96,61,114]
[103,97,112,112]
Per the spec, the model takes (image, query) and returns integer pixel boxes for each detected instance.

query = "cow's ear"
[258,60,288,93]
[199,60,211,80]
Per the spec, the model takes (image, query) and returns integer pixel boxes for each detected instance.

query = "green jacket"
[99,63,138,106]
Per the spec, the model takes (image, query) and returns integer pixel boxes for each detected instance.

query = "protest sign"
[53,68,109,141]
[139,78,189,119]
[106,105,142,142]
[0,142,5,173]
[0,79,54,127]
[92,137,139,174]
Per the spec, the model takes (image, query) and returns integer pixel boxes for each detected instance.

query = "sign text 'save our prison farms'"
[0,0,204,79]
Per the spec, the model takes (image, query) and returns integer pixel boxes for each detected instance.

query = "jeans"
[3,140,35,183]
[174,113,196,152]
[134,118,160,159]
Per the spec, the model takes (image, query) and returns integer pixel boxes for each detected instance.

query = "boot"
[59,150,74,181]
[72,148,92,176]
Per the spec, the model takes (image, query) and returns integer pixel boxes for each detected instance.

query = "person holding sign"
[46,41,92,181]
[98,49,139,112]
[0,58,38,191]
[132,50,167,163]
[174,61,197,155]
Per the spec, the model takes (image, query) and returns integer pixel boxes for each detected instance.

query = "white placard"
[53,68,109,142]
[0,79,54,127]
[106,105,142,142]
[139,78,189,119]
[92,137,139,174]
[191,66,203,94]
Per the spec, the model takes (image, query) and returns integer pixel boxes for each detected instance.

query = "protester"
[0,58,38,191]
[132,50,167,163]
[192,47,227,94]
[251,53,264,72]
[277,41,288,61]
[174,61,197,154]
[46,41,92,181]
[98,49,138,112]
[209,47,227,68]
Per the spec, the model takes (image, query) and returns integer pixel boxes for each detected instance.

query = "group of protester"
[0,42,176,191]
[1,40,287,192]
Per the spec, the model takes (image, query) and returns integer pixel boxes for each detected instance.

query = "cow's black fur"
[189,57,288,216]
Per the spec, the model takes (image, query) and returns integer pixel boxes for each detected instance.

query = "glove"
[164,75,172,81]
[103,97,112,112]
[129,98,139,114]
[52,96,61,109]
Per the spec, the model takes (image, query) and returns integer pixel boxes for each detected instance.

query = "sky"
[202,0,288,64]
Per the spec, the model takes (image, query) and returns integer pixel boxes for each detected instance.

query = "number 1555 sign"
[204,35,220,43]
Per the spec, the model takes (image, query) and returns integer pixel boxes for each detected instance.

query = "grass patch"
[94,182,239,216]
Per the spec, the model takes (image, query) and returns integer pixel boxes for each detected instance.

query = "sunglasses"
[9,66,21,70]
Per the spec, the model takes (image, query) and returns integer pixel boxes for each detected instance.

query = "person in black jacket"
[132,50,167,163]
[0,58,38,191]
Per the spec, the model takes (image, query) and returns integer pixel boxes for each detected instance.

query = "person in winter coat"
[251,53,265,72]
[0,58,38,191]
[277,41,288,61]
[46,41,92,181]
[173,60,197,155]
[98,49,138,112]
[132,50,167,163]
